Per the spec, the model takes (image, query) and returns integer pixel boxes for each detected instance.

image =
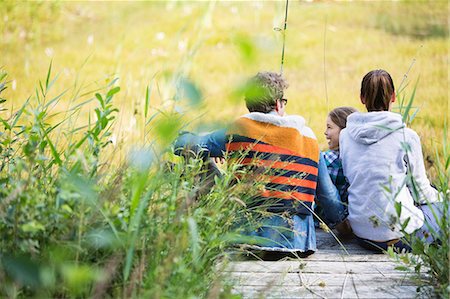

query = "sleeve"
[405,131,440,204]
[173,129,226,158]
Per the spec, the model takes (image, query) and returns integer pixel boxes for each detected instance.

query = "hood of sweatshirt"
[345,111,405,145]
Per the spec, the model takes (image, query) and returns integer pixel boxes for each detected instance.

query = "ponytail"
[360,70,395,112]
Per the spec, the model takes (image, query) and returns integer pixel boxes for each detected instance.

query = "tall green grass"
[386,80,449,298]
[0,66,255,298]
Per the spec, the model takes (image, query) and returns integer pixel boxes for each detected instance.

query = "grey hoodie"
[339,111,439,241]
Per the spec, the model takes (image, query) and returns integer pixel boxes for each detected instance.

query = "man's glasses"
[281,98,288,106]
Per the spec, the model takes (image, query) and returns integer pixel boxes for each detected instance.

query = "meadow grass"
[1,1,449,298]
[2,1,447,149]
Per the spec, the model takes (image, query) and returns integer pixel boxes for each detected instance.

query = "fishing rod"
[397,44,423,96]
[323,16,329,111]
[277,0,289,75]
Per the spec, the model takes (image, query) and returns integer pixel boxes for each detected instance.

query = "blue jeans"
[314,152,347,228]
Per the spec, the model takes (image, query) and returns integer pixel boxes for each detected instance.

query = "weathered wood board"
[226,229,429,299]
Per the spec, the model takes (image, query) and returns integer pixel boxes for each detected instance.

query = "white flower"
[45,47,54,57]
[178,40,187,52]
[87,34,94,45]
[156,32,165,41]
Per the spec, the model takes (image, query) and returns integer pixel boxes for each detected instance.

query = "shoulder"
[323,150,339,165]
[403,128,421,146]
[242,113,316,140]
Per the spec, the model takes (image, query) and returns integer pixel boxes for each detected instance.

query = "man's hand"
[213,157,225,164]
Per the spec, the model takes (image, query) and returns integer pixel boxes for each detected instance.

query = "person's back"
[340,69,440,251]
[226,112,319,214]
[175,72,321,256]
[340,111,426,240]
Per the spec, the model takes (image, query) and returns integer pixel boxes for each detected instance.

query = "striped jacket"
[226,112,319,215]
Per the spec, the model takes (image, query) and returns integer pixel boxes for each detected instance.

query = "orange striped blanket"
[226,113,319,215]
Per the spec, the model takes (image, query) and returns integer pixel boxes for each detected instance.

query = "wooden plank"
[227,272,417,287]
[226,260,406,274]
[231,284,420,299]
[232,251,392,262]
[301,252,393,262]
[225,228,423,299]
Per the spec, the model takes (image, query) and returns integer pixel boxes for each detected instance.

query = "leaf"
[95,93,104,107]
[394,201,402,216]
[400,141,412,153]
[0,71,7,82]
[401,78,419,125]
[21,221,45,233]
[12,97,30,128]
[394,265,409,271]
[61,264,102,293]
[145,83,152,118]
[234,34,256,63]
[188,217,200,264]
[106,86,120,99]
[41,122,62,166]
[44,89,68,109]
[178,77,202,107]
[1,255,42,288]
[45,60,52,91]
[85,229,121,249]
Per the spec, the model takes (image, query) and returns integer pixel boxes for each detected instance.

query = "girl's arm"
[406,131,440,204]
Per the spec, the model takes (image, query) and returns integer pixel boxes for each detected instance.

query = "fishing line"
[323,16,329,112]
[397,44,424,96]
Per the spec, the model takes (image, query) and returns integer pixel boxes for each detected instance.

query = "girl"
[339,69,442,252]
[316,107,357,234]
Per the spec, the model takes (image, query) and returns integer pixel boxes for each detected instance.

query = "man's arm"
[173,129,226,158]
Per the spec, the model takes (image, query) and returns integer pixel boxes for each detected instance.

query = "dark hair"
[360,69,395,112]
[328,106,358,129]
[244,72,288,113]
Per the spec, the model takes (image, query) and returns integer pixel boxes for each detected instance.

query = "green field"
[0,1,448,298]
[2,1,448,151]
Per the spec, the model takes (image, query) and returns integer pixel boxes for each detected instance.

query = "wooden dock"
[226,229,428,298]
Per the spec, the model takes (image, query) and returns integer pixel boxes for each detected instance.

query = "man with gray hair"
[175,71,341,257]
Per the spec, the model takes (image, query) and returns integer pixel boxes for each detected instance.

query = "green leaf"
[145,83,152,118]
[45,60,52,91]
[106,86,120,99]
[61,264,102,293]
[178,77,202,107]
[188,217,200,264]
[234,34,256,63]
[44,89,68,109]
[95,93,104,107]
[394,201,402,216]
[401,78,419,125]
[394,265,409,271]
[41,122,62,166]
[21,221,45,233]
[1,255,42,288]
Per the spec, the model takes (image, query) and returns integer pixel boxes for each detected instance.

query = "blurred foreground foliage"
[0,67,252,298]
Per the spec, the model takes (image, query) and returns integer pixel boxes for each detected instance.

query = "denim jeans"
[314,152,347,228]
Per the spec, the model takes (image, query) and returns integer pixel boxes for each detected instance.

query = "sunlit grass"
[2,1,447,153]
